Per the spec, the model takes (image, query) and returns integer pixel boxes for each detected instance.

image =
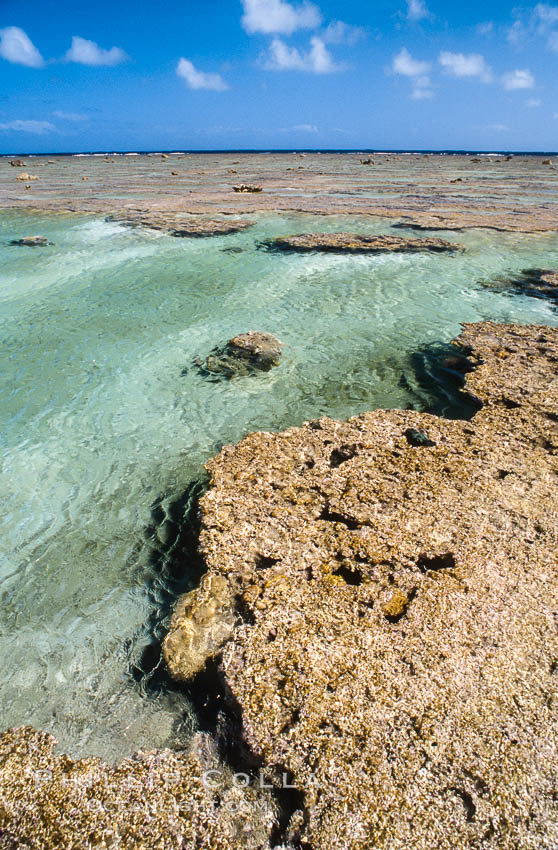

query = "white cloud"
[502,68,535,89]
[0,119,55,133]
[526,97,542,107]
[241,0,321,35]
[506,19,526,45]
[439,51,492,82]
[280,123,319,132]
[406,0,430,22]
[65,36,128,66]
[176,58,228,90]
[534,3,558,26]
[266,36,341,72]
[322,20,365,44]
[392,48,433,98]
[392,47,430,77]
[412,76,434,98]
[0,27,44,68]
[507,5,558,51]
[52,110,88,121]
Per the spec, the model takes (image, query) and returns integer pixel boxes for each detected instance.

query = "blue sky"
[0,0,557,152]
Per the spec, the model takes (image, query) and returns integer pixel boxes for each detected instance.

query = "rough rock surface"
[165,321,558,849]
[107,211,253,237]
[0,726,278,850]
[3,154,558,233]
[16,172,39,182]
[192,332,283,380]
[9,235,49,247]
[233,184,263,193]
[265,232,462,253]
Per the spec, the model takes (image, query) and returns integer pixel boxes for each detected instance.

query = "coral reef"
[2,322,557,849]
[107,211,253,237]
[191,332,283,381]
[9,235,49,247]
[264,232,462,254]
[3,153,558,233]
[165,321,558,849]
[0,726,278,850]
[233,185,263,193]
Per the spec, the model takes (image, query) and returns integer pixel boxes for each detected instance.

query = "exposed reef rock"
[233,184,263,193]
[263,232,462,254]
[191,332,283,381]
[16,172,39,182]
[9,159,25,167]
[165,321,558,849]
[393,211,558,233]
[107,211,253,237]
[478,267,558,306]
[3,154,558,233]
[0,726,278,850]
[9,235,49,247]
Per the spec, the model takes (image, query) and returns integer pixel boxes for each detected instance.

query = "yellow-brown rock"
[0,726,277,849]
[266,232,462,253]
[166,321,558,849]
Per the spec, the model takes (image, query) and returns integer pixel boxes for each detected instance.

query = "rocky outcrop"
[9,235,49,247]
[9,159,25,167]
[107,212,253,237]
[16,172,39,182]
[192,332,283,381]
[0,726,278,850]
[164,321,558,849]
[233,184,263,193]
[264,232,462,254]
[479,267,558,306]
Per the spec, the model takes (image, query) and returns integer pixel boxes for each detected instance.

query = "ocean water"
[1,209,558,761]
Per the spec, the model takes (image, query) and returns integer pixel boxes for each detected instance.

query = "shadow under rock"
[400,340,481,420]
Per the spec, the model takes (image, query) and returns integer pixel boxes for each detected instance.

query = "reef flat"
[1,152,557,232]
[3,321,557,849]
[164,321,558,849]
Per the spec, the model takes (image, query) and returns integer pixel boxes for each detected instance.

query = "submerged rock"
[165,321,558,849]
[10,235,49,247]
[263,232,462,254]
[107,211,253,237]
[478,267,558,305]
[192,332,283,380]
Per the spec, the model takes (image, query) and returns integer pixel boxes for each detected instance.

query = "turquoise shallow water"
[1,210,558,761]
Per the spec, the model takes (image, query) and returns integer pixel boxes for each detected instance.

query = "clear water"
[1,209,558,761]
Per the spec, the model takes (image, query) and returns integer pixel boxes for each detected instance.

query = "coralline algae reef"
[0,727,278,850]
[1,321,558,849]
[263,232,462,254]
[164,321,558,849]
